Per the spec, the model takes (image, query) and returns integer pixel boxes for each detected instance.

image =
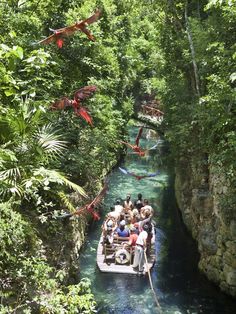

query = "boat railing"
[104,236,134,265]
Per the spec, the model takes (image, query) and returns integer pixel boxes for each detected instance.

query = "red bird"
[72,182,108,220]
[37,9,101,48]
[119,127,146,156]
[59,182,108,220]
[51,85,97,125]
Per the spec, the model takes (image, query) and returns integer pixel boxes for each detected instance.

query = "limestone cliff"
[175,156,236,297]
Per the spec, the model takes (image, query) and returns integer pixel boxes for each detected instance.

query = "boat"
[96,227,156,275]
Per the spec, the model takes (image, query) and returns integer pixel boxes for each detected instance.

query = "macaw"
[37,9,101,48]
[50,85,97,125]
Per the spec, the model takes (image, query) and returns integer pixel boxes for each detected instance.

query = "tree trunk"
[185,1,200,97]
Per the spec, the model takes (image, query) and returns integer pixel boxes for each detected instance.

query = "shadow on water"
[79,127,236,314]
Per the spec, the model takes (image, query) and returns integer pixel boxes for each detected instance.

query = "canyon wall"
[175,157,236,297]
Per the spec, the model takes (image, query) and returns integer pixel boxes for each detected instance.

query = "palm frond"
[0,167,21,182]
[0,148,17,167]
[33,167,87,197]
[36,124,67,156]
[58,191,77,213]
[0,181,23,198]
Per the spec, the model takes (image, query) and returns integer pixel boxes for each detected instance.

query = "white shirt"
[114,204,123,214]
[108,211,120,220]
[136,230,148,246]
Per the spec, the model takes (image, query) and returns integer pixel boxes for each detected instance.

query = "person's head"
[106,219,113,231]
[144,209,151,218]
[120,213,125,221]
[143,224,149,232]
[130,226,136,234]
[133,213,141,222]
[126,217,132,224]
[126,194,131,201]
[120,220,126,230]
[110,206,115,212]
[116,199,121,205]
[138,193,142,200]
[143,199,149,205]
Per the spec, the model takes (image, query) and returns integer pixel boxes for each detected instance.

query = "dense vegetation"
[157,0,236,221]
[0,0,235,312]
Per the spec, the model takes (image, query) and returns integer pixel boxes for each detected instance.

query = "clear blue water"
[79,127,236,314]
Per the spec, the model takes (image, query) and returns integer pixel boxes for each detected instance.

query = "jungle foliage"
[157,0,236,215]
[0,0,235,312]
[0,0,162,312]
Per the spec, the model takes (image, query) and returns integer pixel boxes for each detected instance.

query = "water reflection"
[79,126,236,314]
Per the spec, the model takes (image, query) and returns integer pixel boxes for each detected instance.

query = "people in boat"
[114,199,123,214]
[132,224,150,273]
[102,216,117,244]
[140,199,154,219]
[134,215,151,233]
[115,220,130,237]
[134,193,144,212]
[126,226,138,247]
[107,206,120,221]
[125,216,134,231]
[123,194,133,211]
[132,206,140,223]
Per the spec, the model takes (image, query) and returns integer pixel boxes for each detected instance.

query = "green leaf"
[4,89,15,96]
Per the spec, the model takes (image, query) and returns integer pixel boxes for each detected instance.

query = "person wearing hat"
[140,199,154,219]
[132,224,149,273]
[102,215,117,244]
[115,220,129,237]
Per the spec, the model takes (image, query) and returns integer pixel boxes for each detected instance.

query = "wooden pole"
[144,251,162,313]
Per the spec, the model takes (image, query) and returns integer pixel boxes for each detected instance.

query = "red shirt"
[129,233,138,246]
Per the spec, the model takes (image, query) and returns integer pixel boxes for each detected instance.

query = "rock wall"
[38,213,88,284]
[175,156,236,297]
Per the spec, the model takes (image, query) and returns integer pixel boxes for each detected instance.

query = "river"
[79,126,236,313]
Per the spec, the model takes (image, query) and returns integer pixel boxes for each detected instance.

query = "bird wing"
[50,97,71,110]
[53,24,78,36]
[135,127,143,146]
[88,182,108,208]
[147,143,158,151]
[37,33,56,45]
[79,26,95,41]
[118,167,128,175]
[74,85,97,102]
[72,206,87,216]
[146,170,160,178]
[83,9,102,25]
[54,9,101,37]
[59,181,107,219]
[119,167,138,178]
[119,141,134,150]
[77,9,102,28]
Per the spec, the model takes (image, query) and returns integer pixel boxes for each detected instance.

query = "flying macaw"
[119,167,160,180]
[50,85,97,125]
[37,9,101,48]
[119,127,146,156]
[58,181,108,220]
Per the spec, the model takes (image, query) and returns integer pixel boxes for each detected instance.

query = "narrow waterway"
[79,126,235,314]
